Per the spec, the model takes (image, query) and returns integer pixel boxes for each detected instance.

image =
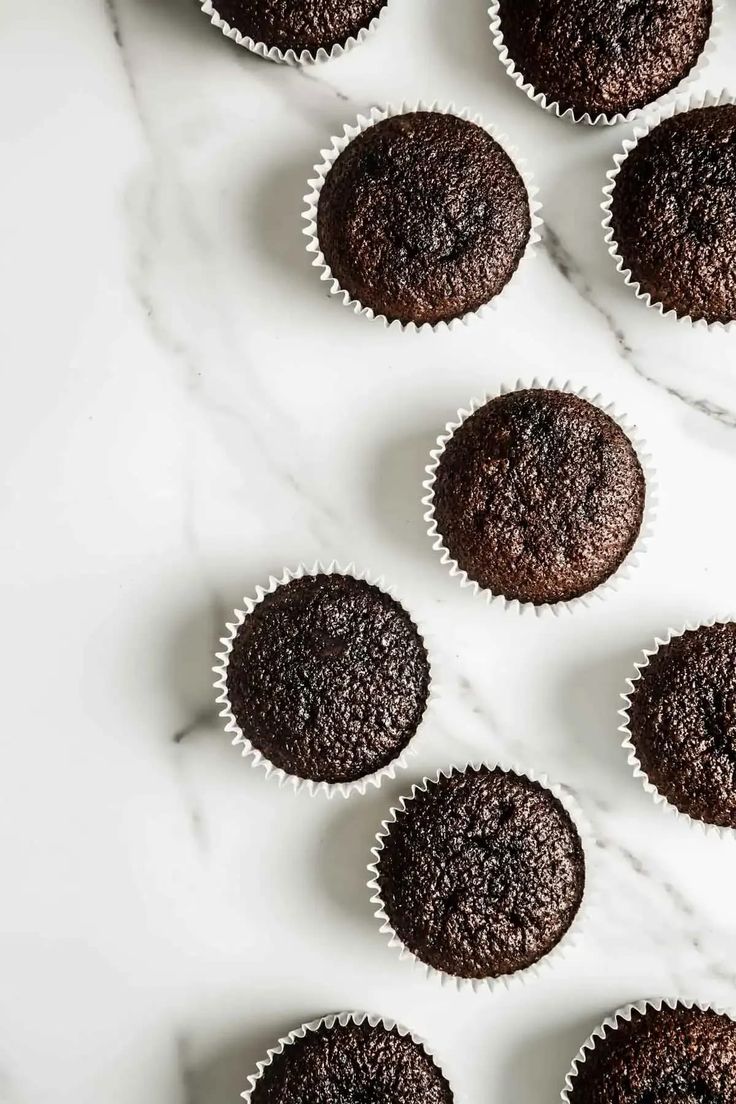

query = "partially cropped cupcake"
[493,0,713,121]
[218,571,431,792]
[202,0,389,59]
[564,1002,736,1104]
[312,110,535,326]
[607,103,736,326]
[622,622,736,829]
[427,388,647,608]
[248,1016,454,1104]
[371,766,586,983]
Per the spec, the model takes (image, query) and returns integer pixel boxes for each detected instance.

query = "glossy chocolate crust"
[377,767,585,979]
[432,390,645,606]
[212,0,387,54]
[628,623,736,828]
[496,0,712,119]
[250,1019,454,1104]
[316,112,531,325]
[226,574,430,784]
[610,105,736,325]
[568,1004,736,1104]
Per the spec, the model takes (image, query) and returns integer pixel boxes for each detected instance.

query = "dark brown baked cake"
[432,389,645,606]
[610,105,736,326]
[568,1004,736,1104]
[211,0,387,55]
[627,623,736,828]
[317,112,532,326]
[226,574,430,784]
[251,1018,454,1104]
[496,0,712,119]
[376,767,585,979]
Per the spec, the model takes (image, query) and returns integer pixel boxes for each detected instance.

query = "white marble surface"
[3,2,736,1102]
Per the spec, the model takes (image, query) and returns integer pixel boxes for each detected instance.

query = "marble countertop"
[4,2,736,1102]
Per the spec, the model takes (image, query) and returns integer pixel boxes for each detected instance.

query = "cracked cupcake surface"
[496,0,712,119]
[432,389,645,606]
[568,1004,736,1104]
[211,0,388,54]
[316,112,531,326]
[610,105,736,326]
[251,1019,454,1104]
[376,767,585,979]
[627,622,736,828]
[225,574,430,785]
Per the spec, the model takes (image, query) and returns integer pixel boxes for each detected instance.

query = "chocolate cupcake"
[563,1001,736,1104]
[215,567,432,794]
[246,1014,454,1104]
[491,0,713,123]
[305,107,539,328]
[201,0,389,61]
[369,766,587,984]
[621,621,736,830]
[425,386,648,608]
[605,99,736,326]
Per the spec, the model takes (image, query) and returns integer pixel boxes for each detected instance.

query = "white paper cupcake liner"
[489,1,722,126]
[560,997,736,1104]
[213,561,437,800]
[618,617,736,839]
[367,761,596,993]
[242,1011,455,1102]
[197,0,390,64]
[602,88,736,330]
[301,102,543,333]
[422,379,657,617]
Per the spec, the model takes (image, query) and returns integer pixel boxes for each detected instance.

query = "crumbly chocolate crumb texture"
[432,389,645,606]
[569,1005,736,1104]
[628,622,736,828]
[226,574,430,785]
[611,105,736,326]
[251,1020,454,1104]
[212,0,387,54]
[377,767,585,979]
[317,112,531,326]
[497,0,712,119]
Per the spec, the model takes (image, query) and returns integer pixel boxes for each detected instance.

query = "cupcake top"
[316,112,532,326]
[211,0,387,55]
[568,1004,736,1104]
[431,389,646,606]
[627,622,736,828]
[250,1018,454,1104]
[375,767,585,979]
[610,105,736,326]
[496,0,712,120]
[225,573,430,785]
